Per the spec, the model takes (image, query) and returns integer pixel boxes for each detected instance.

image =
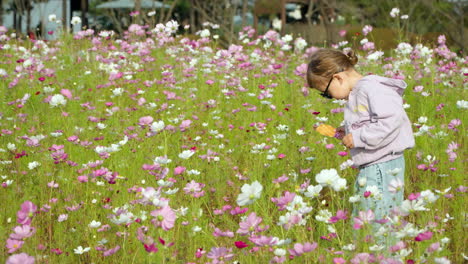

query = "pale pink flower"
[237,212,263,235]
[206,247,234,262]
[10,225,36,240]
[138,116,154,127]
[6,253,35,264]
[17,201,37,225]
[353,209,375,229]
[151,206,176,231]
[6,238,24,253]
[288,242,318,257]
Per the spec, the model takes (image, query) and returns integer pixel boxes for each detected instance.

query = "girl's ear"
[334,73,344,84]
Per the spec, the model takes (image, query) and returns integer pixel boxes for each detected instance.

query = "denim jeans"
[352,155,405,246]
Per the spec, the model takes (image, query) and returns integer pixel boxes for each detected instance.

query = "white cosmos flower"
[315,209,332,222]
[88,220,101,228]
[294,37,307,51]
[48,14,57,22]
[199,29,210,38]
[390,7,400,18]
[388,178,404,193]
[369,244,385,251]
[71,16,81,26]
[154,156,172,164]
[400,199,429,215]
[274,248,287,256]
[236,181,263,206]
[178,150,195,159]
[367,51,384,61]
[49,94,67,107]
[315,169,340,187]
[434,257,451,264]
[304,185,322,198]
[331,177,347,192]
[28,161,41,170]
[456,100,468,109]
[74,246,91,254]
[420,190,438,204]
[150,120,165,132]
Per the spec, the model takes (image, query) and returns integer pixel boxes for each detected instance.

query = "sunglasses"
[320,70,343,99]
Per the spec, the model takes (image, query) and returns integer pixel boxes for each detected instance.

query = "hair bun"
[344,50,358,66]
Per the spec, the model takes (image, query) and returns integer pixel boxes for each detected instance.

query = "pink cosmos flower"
[426,242,440,253]
[207,247,234,262]
[328,210,348,223]
[230,207,248,215]
[447,119,461,131]
[174,166,186,175]
[351,253,376,264]
[179,120,192,131]
[288,242,318,257]
[150,206,176,231]
[248,235,278,246]
[339,29,347,37]
[333,258,346,264]
[60,89,73,99]
[144,243,158,253]
[213,227,234,238]
[353,209,375,229]
[237,212,263,235]
[10,225,36,240]
[6,239,24,253]
[138,116,154,127]
[415,231,433,241]
[103,245,120,256]
[195,247,206,258]
[6,253,35,264]
[17,201,37,225]
[271,191,295,211]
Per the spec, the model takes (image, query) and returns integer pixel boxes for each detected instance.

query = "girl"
[307,49,415,243]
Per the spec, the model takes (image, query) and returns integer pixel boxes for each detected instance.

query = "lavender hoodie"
[344,75,415,167]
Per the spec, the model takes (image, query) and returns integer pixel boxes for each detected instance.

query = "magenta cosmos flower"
[17,201,37,225]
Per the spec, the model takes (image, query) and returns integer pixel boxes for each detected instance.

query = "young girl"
[307,49,415,243]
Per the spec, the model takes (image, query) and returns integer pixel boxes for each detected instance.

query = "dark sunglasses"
[320,70,343,99]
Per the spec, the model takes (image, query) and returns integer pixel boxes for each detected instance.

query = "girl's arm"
[351,88,405,150]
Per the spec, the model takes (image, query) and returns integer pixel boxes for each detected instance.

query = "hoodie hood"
[373,75,407,96]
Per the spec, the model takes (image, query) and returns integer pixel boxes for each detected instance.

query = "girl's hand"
[334,126,345,140]
[342,134,354,148]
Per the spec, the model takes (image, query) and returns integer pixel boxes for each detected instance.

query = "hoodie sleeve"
[351,86,404,150]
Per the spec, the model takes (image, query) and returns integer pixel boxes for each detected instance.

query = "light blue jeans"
[352,155,405,245]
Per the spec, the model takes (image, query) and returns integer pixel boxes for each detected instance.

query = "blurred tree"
[62,0,67,30]
[191,0,237,45]
[337,0,467,51]
[0,0,4,27]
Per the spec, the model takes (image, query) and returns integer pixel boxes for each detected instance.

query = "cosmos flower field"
[0,21,466,264]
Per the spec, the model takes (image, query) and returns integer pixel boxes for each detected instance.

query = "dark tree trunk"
[0,0,4,27]
[13,11,17,32]
[26,4,31,33]
[62,0,67,31]
[81,0,88,28]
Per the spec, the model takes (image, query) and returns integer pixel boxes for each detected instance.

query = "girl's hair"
[306,49,358,89]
